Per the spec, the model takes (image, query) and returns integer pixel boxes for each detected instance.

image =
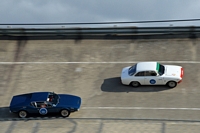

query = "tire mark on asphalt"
[191,40,197,61]
[0,66,7,96]
[5,121,17,133]
[67,119,78,133]
[3,39,27,104]
[161,122,166,133]
[31,122,40,133]
[97,120,103,133]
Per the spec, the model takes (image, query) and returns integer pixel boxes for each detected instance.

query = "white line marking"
[0,61,200,64]
[82,107,200,111]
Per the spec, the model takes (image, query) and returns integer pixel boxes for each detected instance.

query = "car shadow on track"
[101,77,173,92]
[0,106,68,121]
[0,107,16,118]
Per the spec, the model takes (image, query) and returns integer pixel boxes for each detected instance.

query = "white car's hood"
[121,66,131,78]
[121,66,132,85]
[164,65,182,77]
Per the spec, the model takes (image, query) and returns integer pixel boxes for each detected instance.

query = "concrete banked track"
[0,39,200,133]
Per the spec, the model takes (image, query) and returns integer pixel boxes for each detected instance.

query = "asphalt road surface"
[0,39,200,133]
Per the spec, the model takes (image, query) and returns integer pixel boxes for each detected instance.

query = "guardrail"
[0,26,200,40]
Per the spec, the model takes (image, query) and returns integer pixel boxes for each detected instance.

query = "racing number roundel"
[39,108,48,115]
[150,79,156,84]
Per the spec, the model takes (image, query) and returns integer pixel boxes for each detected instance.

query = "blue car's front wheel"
[60,109,70,117]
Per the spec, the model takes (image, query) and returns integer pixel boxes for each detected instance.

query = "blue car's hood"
[57,94,81,109]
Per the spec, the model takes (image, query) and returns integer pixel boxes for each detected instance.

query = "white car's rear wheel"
[167,81,177,88]
[131,81,140,87]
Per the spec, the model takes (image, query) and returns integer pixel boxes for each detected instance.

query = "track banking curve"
[0,39,200,132]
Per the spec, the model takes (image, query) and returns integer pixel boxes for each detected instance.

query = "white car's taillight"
[180,68,183,78]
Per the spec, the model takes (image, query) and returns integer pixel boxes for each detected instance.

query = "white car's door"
[144,71,164,85]
[134,71,145,85]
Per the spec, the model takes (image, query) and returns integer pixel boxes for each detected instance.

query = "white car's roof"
[136,62,158,72]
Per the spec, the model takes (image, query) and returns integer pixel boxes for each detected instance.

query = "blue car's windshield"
[48,92,59,105]
[128,64,137,76]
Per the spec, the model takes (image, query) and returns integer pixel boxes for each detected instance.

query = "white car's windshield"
[128,64,137,76]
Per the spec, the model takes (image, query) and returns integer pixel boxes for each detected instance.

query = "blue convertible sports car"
[9,92,81,118]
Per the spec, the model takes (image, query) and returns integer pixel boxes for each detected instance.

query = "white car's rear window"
[157,63,165,75]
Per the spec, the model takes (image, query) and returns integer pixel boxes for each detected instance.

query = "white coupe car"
[121,62,183,88]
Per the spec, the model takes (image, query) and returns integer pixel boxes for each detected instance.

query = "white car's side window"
[145,71,157,76]
[135,71,145,76]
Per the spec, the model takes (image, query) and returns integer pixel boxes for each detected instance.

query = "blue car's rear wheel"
[60,109,70,117]
[18,110,28,118]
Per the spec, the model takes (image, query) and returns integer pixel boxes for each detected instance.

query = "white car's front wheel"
[131,81,140,87]
[167,81,177,88]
